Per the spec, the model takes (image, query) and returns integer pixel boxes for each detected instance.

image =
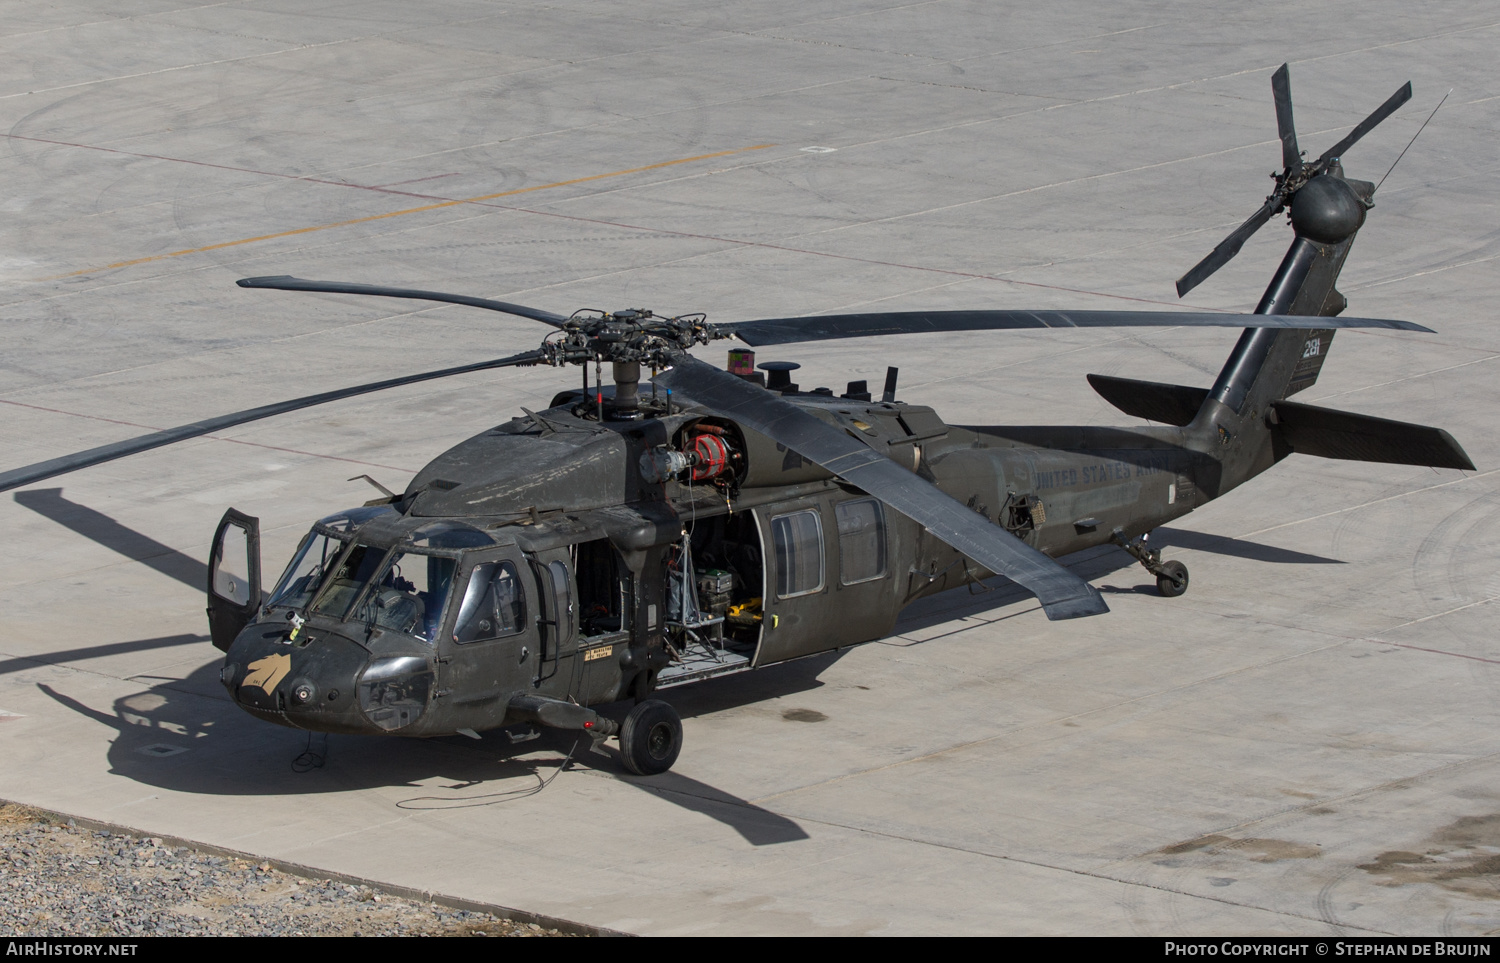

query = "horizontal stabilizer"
[1271,400,1475,470]
[1087,374,1209,427]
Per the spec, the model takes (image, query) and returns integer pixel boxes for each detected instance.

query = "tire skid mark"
[1315,867,1354,936]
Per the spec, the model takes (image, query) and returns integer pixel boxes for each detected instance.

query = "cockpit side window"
[360,552,458,643]
[452,561,525,644]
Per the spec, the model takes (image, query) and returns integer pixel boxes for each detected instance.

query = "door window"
[835,498,887,585]
[771,509,824,598]
[452,561,525,644]
[207,508,261,653]
[213,523,252,605]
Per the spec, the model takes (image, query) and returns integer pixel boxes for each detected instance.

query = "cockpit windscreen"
[267,531,350,611]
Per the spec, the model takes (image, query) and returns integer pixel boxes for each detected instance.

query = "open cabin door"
[207,508,261,652]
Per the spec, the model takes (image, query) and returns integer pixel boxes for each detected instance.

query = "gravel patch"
[0,805,573,937]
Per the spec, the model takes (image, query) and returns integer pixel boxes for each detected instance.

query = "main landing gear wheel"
[1156,560,1189,598]
[619,699,682,775]
[1111,528,1190,599]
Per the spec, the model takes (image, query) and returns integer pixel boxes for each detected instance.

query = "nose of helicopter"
[221,623,430,735]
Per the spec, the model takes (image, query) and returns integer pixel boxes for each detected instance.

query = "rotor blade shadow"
[37,682,124,732]
[14,488,208,590]
[622,771,810,846]
[1154,527,1344,565]
[0,633,207,677]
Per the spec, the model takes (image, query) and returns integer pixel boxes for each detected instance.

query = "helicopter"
[0,65,1472,776]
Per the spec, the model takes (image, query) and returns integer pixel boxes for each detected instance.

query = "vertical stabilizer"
[1188,169,1378,497]
[1170,61,1412,499]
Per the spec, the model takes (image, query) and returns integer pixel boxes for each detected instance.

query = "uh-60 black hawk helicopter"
[1,66,1473,776]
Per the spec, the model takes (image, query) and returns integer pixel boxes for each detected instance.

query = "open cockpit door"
[207,508,261,652]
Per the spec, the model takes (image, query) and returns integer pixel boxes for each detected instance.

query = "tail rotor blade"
[1175,198,1276,297]
[1317,81,1413,165]
[1272,64,1302,176]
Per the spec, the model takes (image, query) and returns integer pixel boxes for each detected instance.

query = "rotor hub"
[1289,173,1367,244]
[538,309,725,368]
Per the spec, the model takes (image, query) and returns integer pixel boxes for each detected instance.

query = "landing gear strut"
[1111,528,1189,598]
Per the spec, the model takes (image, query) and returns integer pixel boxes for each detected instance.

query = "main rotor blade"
[1317,81,1413,166]
[1272,64,1302,176]
[654,356,1108,621]
[238,276,569,328]
[0,349,542,495]
[727,303,1429,346]
[1174,197,1277,297]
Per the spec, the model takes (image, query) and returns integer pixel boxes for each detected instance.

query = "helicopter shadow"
[391,725,809,845]
[890,530,1343,635]
[1153,526,1343,565]
[36,656,809,847]
[637,650,845,722]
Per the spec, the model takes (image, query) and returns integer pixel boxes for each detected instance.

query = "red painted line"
[11,130,1206,308]
[1363,637,1500,665]
[45,146,775,279]
[372,172,463,188]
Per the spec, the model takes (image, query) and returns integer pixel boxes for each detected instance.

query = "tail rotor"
[1176,64,1412,297]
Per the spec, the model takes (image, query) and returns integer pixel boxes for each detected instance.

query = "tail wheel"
[1156,560,1189,598]
[620,699,682,775]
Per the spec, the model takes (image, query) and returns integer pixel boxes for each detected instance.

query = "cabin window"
[772,509,824,598]
[836,498,886,585]
[452,561,525,644]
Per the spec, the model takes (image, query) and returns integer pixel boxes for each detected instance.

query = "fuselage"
[216,385,1213,738]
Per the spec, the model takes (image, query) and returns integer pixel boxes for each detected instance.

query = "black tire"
[619,699,682,775]
[1156,560,1189,598]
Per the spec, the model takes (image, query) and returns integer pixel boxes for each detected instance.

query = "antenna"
[1377,89,1451,194]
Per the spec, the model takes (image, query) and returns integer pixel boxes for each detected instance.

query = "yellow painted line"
[46,145,776,280]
